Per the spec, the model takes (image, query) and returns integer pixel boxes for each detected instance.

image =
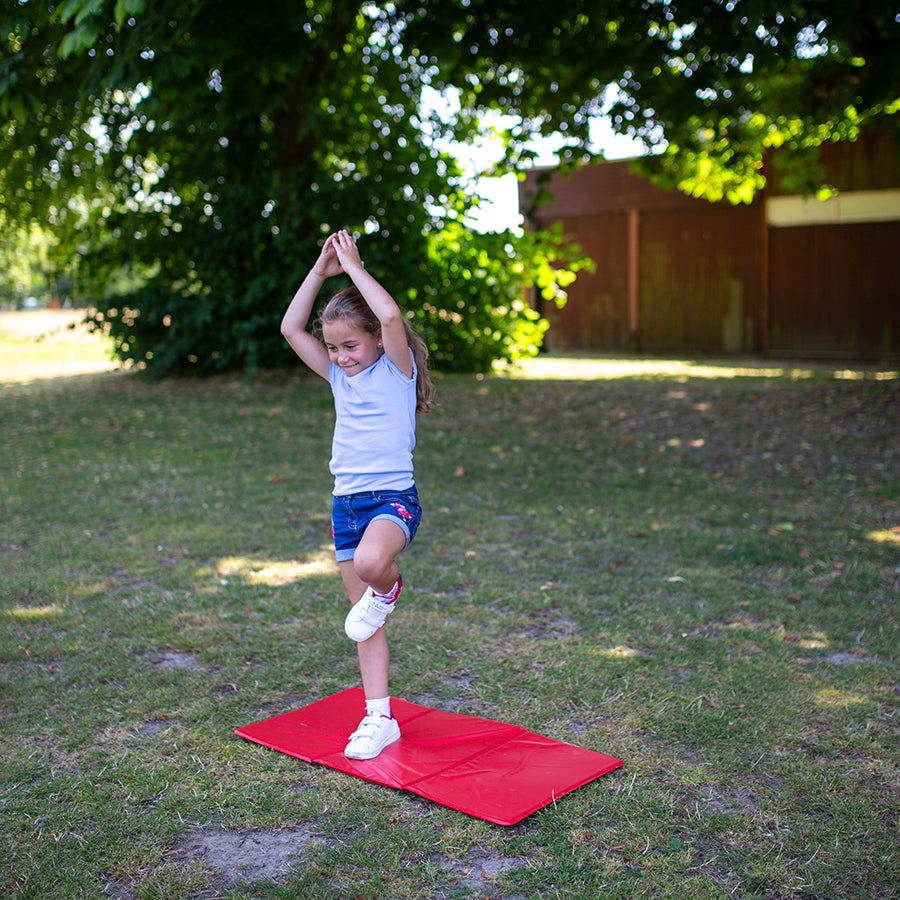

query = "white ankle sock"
[366,696,391,719]
[373,580,400,603]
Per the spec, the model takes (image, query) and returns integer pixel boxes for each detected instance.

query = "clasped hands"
[314,229,365,278]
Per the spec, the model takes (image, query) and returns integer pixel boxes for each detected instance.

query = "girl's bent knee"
[353,550,392,586]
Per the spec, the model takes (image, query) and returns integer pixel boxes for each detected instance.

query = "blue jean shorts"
[331,487,422,562]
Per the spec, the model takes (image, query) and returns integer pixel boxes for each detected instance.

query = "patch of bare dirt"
[169,825,329,886]
[430,848,530,899]
[159,829,531,898]
[152,650,204,670]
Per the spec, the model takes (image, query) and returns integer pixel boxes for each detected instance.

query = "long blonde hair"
[318,286,436,413]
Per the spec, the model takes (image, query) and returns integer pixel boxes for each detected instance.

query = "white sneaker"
[344,714,401,760]
[344,582,399,642]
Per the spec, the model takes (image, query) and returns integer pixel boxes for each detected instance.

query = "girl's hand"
[311,234,345,278]
[329,229,411,377]
[332,229,365,274]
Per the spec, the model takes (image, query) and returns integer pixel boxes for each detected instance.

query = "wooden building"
[519,129,900,358]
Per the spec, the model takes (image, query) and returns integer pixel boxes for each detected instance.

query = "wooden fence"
[521,132,900,358]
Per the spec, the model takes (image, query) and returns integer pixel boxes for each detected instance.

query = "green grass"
[2,315,899,899]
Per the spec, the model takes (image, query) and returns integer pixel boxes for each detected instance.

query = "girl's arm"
[331,230,413,378]
[280,235,341,380]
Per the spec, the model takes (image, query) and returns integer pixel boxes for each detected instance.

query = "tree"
[0,219,46,307]
[3,3,895,375]
[392,0,899,201]
[1,0,583,374]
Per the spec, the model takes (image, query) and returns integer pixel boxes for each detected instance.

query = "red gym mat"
[236,688,623,825]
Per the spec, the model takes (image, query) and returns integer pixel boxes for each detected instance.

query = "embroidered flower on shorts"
[391,502,413,522]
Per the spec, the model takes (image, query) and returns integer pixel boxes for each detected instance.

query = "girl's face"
[321,318,383,375]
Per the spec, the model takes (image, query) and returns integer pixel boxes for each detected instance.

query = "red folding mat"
[236,688,623,825]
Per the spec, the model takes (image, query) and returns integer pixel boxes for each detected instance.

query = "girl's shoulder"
[329,353,415,390]
[379,349,416,383]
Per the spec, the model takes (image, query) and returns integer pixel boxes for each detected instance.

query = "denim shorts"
[331,487,422,562]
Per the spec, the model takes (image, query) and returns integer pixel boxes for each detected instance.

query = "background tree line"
[2,0,896,374]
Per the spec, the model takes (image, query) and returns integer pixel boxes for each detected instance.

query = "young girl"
[281,230,435,760]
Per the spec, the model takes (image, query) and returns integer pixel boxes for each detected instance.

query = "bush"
[90,222,591,377]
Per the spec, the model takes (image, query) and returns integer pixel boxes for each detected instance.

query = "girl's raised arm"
[331,230,413,378]
[281,235,342,380]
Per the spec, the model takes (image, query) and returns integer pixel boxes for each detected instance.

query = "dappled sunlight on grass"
[815,687,868,708]
[499,355,899,382]
[796,635,830,650]
[0,309,120,383]
[601,645,644,659]
[216,551,337,586]
[3,603,65,622]
[866,527,900,545]
[834,369,899,381]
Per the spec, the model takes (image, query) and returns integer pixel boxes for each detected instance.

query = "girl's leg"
[339,559,391,700]
[352,518,407,595]
[339,517,407,699]
[339,520,408,760]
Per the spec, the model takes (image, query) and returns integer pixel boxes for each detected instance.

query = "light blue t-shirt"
[328,352,417,496]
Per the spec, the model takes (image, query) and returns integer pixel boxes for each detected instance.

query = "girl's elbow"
[379,308,402,329]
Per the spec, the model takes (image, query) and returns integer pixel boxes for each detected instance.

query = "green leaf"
[58,29,85,59]
[54,0,84,24]
[114,0,145,27]
[56,0,105,26]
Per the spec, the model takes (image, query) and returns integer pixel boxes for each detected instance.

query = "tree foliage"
[2,0,586,373]
[392,0,899,201]
[2,1,896,373]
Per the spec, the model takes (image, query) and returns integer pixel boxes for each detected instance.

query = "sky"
[463,116,647,233]
[422,86,647,234]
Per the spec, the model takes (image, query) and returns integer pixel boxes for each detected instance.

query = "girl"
[280,230,435,760]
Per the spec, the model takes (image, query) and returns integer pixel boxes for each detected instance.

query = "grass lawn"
[2,312,899,899]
